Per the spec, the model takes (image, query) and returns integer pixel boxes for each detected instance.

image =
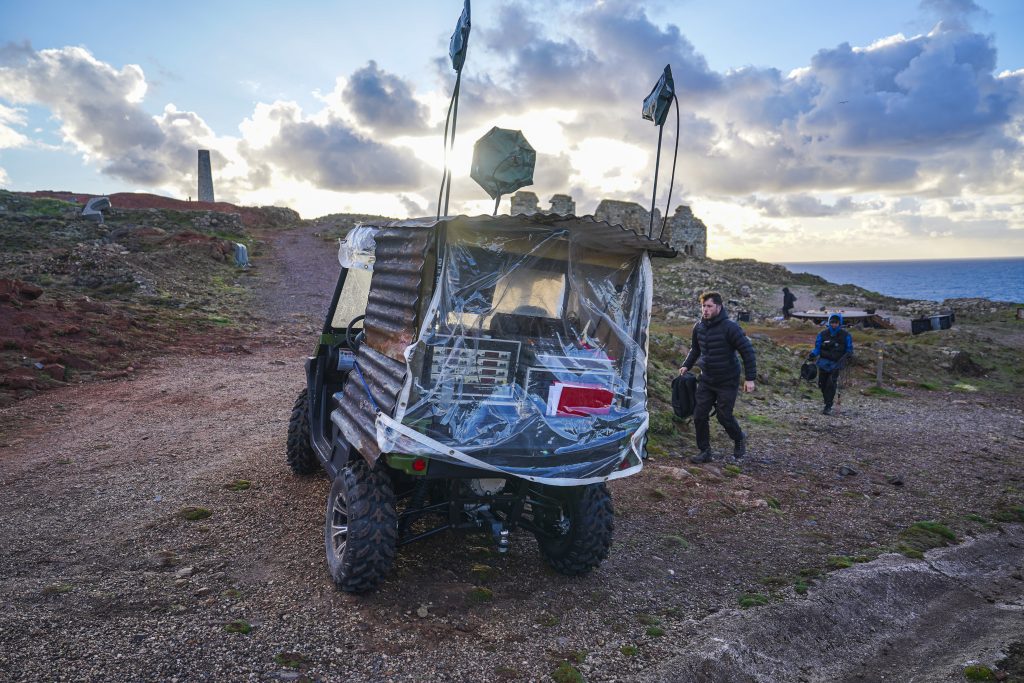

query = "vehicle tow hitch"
[478,509,511,553]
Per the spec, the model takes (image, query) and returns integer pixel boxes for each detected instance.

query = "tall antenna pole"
[642,64,678,239]
[437,0,471,220]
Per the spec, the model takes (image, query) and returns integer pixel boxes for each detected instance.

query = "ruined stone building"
[510,191,576,217]
[510,191,707,258]
[666,205,707,258]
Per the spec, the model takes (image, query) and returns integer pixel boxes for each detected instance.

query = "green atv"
[287,213,675,592]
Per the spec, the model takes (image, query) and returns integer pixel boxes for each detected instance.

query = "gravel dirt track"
[1,224,1022,682]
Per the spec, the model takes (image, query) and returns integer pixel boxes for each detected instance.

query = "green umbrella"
[470,127,536,214]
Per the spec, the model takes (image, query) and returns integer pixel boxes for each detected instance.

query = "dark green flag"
[642,64,675,127]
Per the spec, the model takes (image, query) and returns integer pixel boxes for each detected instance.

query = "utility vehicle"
[287,213,675,592]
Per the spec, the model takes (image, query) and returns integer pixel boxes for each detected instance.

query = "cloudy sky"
[1,0,1022,261]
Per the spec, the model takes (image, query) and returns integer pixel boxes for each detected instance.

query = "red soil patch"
[22,190,294,229]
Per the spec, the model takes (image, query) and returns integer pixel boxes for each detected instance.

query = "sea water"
[779,258,1024,303]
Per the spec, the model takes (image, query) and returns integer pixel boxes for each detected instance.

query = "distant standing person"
[782,287,797,319]
[678,292,757,463]
[808,313,853,415]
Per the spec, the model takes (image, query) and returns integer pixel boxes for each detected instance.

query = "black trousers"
[818,368,839,407]
[693,379,744,451]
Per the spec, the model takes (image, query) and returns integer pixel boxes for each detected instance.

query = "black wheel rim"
[329,487,349,560]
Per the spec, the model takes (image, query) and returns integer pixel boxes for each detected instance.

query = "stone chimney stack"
[548,194,575,215]
[197,150,215,203]
[511,191,540,215]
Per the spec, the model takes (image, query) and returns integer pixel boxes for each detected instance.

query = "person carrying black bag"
[808,312,853,415]
[678,291,757,463]
[782,287,797,319]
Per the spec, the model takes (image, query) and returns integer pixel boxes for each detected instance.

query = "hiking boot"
[822,405,832,415]
[690,449,714,464]
[733,434,747,459]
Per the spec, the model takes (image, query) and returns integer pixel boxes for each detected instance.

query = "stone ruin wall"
[667,205,707,258]
[510,191,707,258]
[511,191,576,217]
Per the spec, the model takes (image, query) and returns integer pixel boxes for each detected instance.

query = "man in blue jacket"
[679,291,757,463]
[808,313,854,415]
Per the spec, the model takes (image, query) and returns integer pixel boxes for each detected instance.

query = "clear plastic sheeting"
[380,221,653,484]
[338,225,378,271]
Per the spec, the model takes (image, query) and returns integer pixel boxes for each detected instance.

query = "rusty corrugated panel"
[332,344,408,465]
[363,225,434,360]
[334,223,434,465]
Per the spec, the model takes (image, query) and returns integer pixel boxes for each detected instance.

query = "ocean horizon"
[778,257,1024,304]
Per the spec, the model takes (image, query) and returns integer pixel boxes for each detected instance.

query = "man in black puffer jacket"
[679,291,757,463]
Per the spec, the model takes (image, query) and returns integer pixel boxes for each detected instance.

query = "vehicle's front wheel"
[286,388,319,475]
[535,484,614,576]
[324,458,398,593]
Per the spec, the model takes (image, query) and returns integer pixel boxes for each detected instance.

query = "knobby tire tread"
[538,484,614,577]
[286,388,319,475]
[328,459,397,593]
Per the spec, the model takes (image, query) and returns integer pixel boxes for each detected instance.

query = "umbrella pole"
[493,194,501,216]
[649,123,664,237]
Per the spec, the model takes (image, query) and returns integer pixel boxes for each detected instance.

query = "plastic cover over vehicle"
[375,220,654,485]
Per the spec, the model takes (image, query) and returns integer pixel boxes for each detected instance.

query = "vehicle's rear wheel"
[324,458,398,593]
[535,484,614,576]
[286,388,319,475]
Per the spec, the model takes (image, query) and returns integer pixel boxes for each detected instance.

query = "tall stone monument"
[197,150,215,203]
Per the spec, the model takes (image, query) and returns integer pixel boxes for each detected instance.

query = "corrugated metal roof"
[386,213,678,258]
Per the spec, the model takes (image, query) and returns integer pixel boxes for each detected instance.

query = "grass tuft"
[180,506,212,521]
[660,534,690,549]
[863,386,902,398]
[962,664,996,681]
[552,661,585,683]
[274,652,306,669]
[992,506,1024,523]
[828,555,854,569]
[896,520,957,557]
[738,593,771,609]
[224,619,252,634]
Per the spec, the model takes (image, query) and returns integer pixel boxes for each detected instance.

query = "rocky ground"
[0,197,1022,682]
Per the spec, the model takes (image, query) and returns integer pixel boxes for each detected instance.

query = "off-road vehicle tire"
[286,388,319,475]
[324,458,398,593]
[536,483,614,576]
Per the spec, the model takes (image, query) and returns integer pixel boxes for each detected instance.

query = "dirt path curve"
[1,224,1022,682]
[258,224,341,329]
